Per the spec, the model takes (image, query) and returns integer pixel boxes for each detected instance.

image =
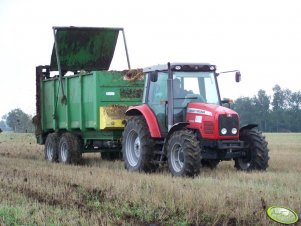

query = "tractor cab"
[143,63,222,135]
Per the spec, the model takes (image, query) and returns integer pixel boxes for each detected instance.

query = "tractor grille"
[218,114,239,136]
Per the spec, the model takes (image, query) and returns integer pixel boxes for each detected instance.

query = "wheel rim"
[60,141,68,163]
[46,144,54,160]
[237,147,252,169]
[126,130,141,167]
[170,143,184,173]
[237,158,251,169]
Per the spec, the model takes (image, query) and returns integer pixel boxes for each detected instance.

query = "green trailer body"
[35,27,143,157]
[39,71,144,147]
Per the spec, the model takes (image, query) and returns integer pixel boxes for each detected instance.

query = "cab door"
[146,72,168,135]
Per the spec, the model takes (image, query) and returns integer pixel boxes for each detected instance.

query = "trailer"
[34,27,144,163]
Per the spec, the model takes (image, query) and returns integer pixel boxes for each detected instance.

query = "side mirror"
[235,71,241,83]
[149,71,158,82]
[221,98,233,109]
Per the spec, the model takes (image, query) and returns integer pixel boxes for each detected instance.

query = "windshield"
[173,71,220,105]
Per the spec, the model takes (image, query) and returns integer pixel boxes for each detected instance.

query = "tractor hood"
[50,27,121,72]
[187,102,238,117]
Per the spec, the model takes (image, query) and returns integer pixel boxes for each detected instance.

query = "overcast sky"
[0,0,300,117]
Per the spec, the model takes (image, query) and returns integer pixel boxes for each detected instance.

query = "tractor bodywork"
[123,63,269,176]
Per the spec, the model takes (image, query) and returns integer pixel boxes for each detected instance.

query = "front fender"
[126,104,161,138]
[163,122,189,154]
[240,124,258,134]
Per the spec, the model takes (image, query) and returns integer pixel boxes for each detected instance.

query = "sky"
[0,0,300,117]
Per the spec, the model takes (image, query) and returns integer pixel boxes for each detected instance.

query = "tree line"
[0,84,300,133]
[233,85,301,132]
[0,108,34,133]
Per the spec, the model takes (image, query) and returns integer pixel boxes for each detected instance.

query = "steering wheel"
[182,94,206,107]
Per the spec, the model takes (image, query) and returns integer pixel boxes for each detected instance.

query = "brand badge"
[266,206,299,224]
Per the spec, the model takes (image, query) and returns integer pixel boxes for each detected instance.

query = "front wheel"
[167,129,201,177]
[234,128,269,171]
[122,116,157,172]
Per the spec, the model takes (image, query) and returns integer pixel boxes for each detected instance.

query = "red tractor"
[122,63,269,177]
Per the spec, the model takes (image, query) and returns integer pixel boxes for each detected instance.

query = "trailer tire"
[122,116,157,172]
[58,133,82,164]
[44,133,59,162]
[234,128,269,171]
[167,129,201,177]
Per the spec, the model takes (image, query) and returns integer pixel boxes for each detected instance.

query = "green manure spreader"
[34,27,144,163]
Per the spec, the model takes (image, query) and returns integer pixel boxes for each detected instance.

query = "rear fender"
[126,104,161,138]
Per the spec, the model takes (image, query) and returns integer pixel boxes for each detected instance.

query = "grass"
[0,132,300,225]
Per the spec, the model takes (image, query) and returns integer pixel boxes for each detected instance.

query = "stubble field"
[0,132,300,225]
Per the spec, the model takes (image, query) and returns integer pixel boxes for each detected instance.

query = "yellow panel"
[100,106,127,130]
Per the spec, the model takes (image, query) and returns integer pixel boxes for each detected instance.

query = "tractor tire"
[122,116,157,172]
[101,151,122,161]
[44,133,59,162]
[167,129,201,177]
[58,133,82,164]
[234,128,269,171]
[201,159,219,169]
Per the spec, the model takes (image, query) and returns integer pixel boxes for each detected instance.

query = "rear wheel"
[58,133,82,164]
[44,133,59,162]
[122,116,157,172]
[167,129,201,177]
[234,128,269,171]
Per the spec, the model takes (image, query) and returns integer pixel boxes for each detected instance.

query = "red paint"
[126,104,161,138]
[186,102,240,140]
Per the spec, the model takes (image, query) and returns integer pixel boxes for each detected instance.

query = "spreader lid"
[50,27,121,72]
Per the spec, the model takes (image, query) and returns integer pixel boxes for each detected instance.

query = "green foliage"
[233,85,301,132]
[0,206,23,225]
[5,108,34,133]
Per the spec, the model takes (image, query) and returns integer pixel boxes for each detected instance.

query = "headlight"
[221,128,227,135]
[231,128,238,135]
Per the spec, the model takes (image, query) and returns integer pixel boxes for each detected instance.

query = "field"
[0,133,300,225]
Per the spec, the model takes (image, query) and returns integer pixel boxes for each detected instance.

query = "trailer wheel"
[58,133,82,164]
[201,159,219,169]
[122,116,156,172]
[44,133,59,162]
[234,128,269,171]
[167,129,201,177]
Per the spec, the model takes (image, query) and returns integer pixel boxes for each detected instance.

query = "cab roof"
[143,63,216,73]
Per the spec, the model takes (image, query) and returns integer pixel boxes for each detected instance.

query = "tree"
[232,84,301,132]
[0,115,11,132]
[233,97,257,126]
[287,91,301,132]
[6,109,34,133]
[253,90,271,131]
